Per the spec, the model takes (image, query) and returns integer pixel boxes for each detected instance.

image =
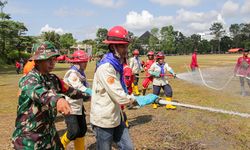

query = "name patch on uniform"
[107,76,115,85]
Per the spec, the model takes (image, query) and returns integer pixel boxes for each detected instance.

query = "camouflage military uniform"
[12,41,89,150]
[12,68,88,149]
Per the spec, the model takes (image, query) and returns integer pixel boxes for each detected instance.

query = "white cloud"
[221,0,239,17]
[176,9,218,23]
[124,10,154,30]
[241,0,250,14]
[123,9,228,39]
[150,0,200,7]
[54,8,95,17]
[216,14,226,25]
[40,24,64,35]
[188,22,211,32]
[124,10,174,32]
[88,0,125,8]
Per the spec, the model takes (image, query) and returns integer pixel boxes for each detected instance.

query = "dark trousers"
[239,77,250,87]
[133,74,139,85]
[92,121,133,150]
[64,112,87,140]
[153,84,173,97]
[16,68,20,74]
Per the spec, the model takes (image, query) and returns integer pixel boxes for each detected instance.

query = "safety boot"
[61,132,70,149]
[152,103,158,109]
[165,97,176,110]
[74,137,85,150]
[134,85,140,95]
[125,120,130,128]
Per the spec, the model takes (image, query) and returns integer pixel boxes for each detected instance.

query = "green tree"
[220,36,232,53]
[160,25,175,54]
[174,31,186,54]
[199,39,211,54]
[209,22,225,53]
[60,33,76,49]
[244,40,250,49]
[229,24,240,38]
[95,28,108,51]
[41,31,61,49]
[0,20,28,56]
[190,34,201,49]
[149,28,159,51]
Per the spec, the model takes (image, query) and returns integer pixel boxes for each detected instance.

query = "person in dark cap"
[12,41,90,149]
[234,49,250,96]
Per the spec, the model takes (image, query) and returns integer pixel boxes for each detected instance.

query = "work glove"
[150,71,160,77]
[84,88,92,96]
[173,73,177,78]
[169,69,173,74]
[135,94,159,107]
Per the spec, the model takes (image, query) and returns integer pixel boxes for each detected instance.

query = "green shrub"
[6,50,31,64]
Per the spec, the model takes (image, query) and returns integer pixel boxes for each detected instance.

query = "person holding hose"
[60,50,92,149]
[142,51,155,95]
[149,52,176,109]
[12,42,90,149]
[90,25,158,150]
[129,49,143,95]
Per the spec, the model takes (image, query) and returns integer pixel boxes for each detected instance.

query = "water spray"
[157,99,250,118]
[183,64,235,91]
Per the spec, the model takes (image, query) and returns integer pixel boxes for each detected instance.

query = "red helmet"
[103,26,130,44]
[147,51,154,56]
[156,52,165,59]
[69,50,89,63]
[133,49,139,55]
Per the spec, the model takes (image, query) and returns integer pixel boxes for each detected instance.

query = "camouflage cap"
[29,41,60,61]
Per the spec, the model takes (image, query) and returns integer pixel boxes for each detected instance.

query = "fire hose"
[157,99,250,118]
[136,74,174,78]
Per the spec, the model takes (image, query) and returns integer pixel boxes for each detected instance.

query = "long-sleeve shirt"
[129,56,142,74]
[90,63,135,128]
[148,62,175,86]
[234,56,250,77]
[12,68,87,150]
[64,65,90,115]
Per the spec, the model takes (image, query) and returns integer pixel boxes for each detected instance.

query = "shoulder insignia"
[107,76,115,85]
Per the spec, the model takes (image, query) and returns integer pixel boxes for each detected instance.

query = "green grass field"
[0,54,250,149]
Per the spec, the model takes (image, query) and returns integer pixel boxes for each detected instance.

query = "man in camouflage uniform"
[12,41,90,150]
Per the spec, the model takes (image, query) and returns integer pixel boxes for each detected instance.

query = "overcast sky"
[4,0,250,41]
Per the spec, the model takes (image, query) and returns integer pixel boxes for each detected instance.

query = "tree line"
[1,0,250,64]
